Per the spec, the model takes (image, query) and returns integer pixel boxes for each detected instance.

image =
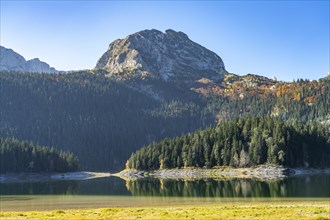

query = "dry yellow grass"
[1,200,329,220]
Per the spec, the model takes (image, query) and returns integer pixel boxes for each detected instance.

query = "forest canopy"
[0,137,79,173]
[126,117,330,170]
[0,71,329,170]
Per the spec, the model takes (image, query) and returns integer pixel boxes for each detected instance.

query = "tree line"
[126,117,330,170]
[0,137,79,173]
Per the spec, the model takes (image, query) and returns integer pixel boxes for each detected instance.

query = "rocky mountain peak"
[0,46,58,73]
[165,29,189,39]
[95,29,227,81]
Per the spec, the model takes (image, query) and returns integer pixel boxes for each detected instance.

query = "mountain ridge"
[0,46,58,73]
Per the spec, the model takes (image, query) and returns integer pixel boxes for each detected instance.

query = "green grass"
[1,200,329,219]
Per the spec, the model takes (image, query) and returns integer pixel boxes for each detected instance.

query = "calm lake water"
[0,174,329,211]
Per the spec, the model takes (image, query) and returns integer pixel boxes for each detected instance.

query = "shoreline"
[1,166,329,183]
[115,165,330,180]
[0,171,111,183]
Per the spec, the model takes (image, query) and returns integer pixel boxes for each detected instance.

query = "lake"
[0,174,329,211]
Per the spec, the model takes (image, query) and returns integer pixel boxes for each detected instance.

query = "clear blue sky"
[1,1,329,81]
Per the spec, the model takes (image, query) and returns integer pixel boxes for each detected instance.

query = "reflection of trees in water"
[2,175,328,197]
[0,181,79,195]
[77,177,130,195]
[125,178,287,197]
[1,177,130,196]
[126,175,330,197]
[282,175,330,197]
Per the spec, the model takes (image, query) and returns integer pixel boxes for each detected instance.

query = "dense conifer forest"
[0,70,329,170]
[0,71,208,170]
[126,117,330,170]
[0,137,78,173]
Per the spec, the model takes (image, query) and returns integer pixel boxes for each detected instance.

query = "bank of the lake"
[116,165,330,180]
[0,172,110,183]
[1,200,329,220]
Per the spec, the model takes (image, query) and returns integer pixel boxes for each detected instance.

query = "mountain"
[0,46,58,73]
[95,29,226,82]
[0,29,329,171]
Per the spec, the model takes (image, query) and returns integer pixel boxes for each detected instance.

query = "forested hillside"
[126,117,330,170]
[0,70,329,171]
[0,71,209,170]
[0,137,78,173]
[202,74,330,123]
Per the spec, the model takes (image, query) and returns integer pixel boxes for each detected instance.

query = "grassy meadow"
[1,200,329,220]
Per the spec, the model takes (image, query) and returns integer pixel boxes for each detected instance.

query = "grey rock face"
[26,58,57,73]
[95,29,226,81]
[0,46,58,73]
[0,46,26,72]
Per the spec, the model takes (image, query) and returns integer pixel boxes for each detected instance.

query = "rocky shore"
[115,166,330,180]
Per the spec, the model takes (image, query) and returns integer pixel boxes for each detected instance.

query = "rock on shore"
[116,165,330,180]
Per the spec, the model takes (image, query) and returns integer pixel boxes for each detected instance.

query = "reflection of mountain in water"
[126,175,330,198]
